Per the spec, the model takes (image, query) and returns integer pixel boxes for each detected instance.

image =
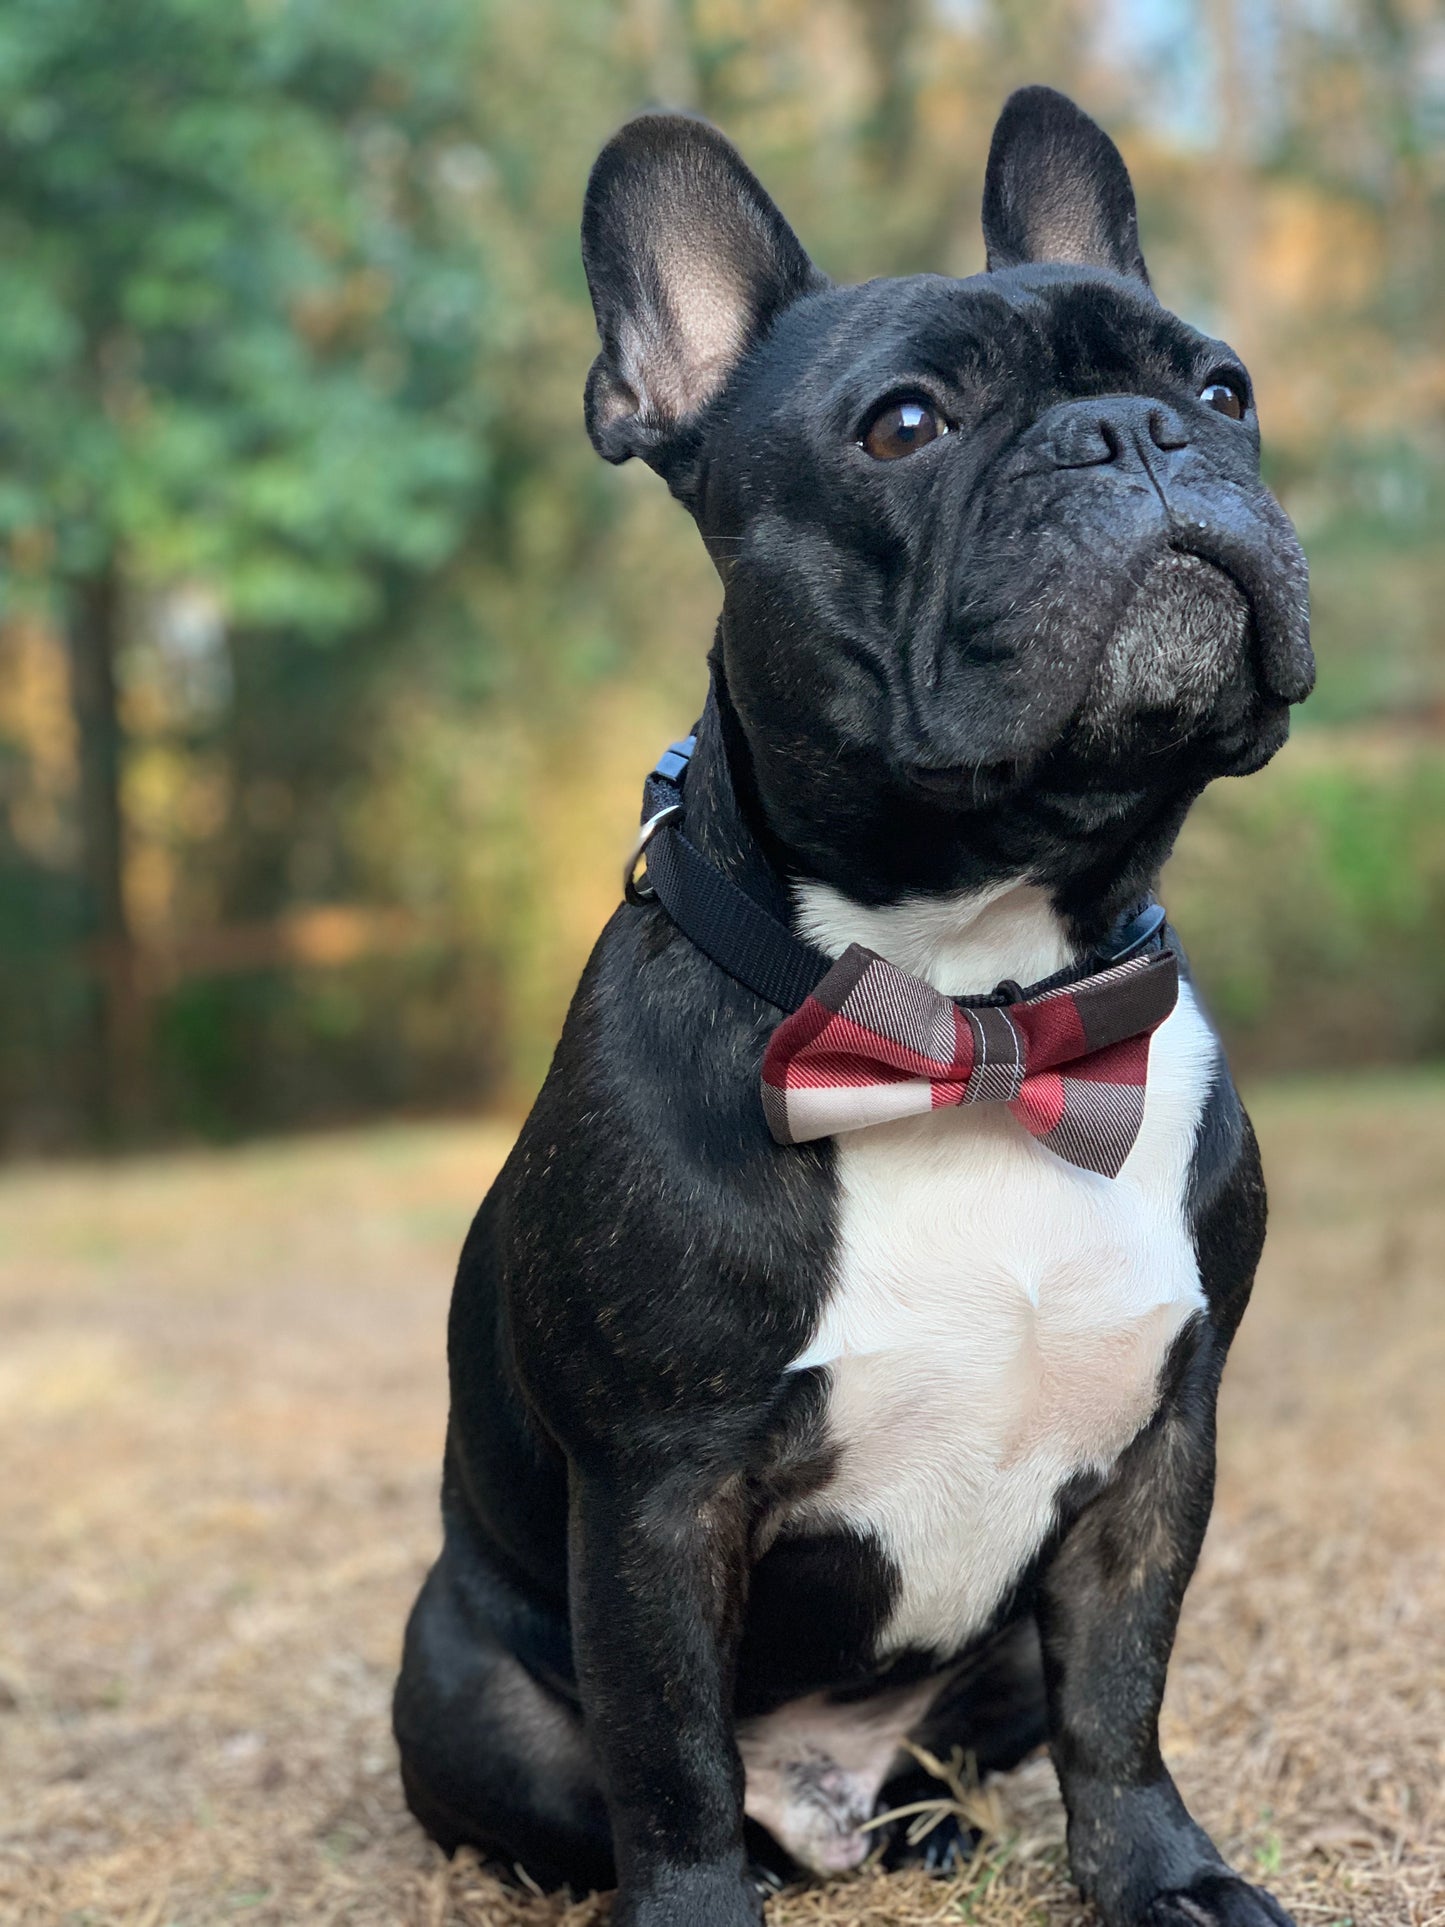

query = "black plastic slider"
[1102,901,1167,963]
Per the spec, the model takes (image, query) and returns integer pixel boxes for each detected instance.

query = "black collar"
[626,699,1167,1014]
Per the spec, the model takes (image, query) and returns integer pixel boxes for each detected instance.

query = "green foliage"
[1289,441,1445,724]
[0,0,492,625]
[1168,747,1445,1069]
[151,947,500,1138]
[0,0,1440,1146]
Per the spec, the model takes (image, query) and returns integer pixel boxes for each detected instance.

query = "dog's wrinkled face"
[582,88,1313,913]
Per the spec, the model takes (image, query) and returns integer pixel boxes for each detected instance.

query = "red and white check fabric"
[761,944,1180,1177]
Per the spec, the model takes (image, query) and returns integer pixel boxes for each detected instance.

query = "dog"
[393,85,1313,1927]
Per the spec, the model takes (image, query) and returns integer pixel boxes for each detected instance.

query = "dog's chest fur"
[782,880,1214,1657]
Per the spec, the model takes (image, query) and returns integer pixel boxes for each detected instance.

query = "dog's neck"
[678,668,1156,1001]
[790,875,1077,998]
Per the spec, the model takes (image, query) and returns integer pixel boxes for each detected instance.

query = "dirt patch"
[0,1085,1440,1925]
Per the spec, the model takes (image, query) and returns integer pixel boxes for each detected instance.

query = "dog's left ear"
[581,113,823,476]
[982,86,1150,285]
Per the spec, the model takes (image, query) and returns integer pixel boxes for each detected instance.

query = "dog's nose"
[1042,396,1190,472]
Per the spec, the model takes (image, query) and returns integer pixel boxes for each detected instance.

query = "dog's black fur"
[394,88,1312,1927]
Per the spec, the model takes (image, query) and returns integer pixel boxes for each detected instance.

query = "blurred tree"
[0,0,490,1130]
[0,0,1440,1147]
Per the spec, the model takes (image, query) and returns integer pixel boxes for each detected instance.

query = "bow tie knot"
[761,942,1179,1177]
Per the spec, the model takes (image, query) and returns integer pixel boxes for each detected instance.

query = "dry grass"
[0,1080,1440,1927]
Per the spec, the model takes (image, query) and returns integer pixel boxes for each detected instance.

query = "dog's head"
[581,88,1312,916]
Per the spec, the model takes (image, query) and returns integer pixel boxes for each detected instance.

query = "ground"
[1,1080,1440,1927]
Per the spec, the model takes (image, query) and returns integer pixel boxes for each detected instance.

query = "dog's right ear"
[581,114,822,477]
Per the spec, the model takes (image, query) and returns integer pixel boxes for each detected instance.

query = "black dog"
[394,86,1312,1927]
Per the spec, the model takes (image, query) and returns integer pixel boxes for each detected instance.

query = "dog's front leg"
[1039,1343,1294,1927]
[569,1460,760,1927]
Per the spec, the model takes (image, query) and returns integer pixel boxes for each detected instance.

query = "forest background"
[1,0,1441,1150]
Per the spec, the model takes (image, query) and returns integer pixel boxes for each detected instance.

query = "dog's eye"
[1199,377,1247,420]
[861,398,947,461]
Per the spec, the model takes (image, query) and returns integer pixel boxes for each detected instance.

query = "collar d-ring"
[623,803,684,905]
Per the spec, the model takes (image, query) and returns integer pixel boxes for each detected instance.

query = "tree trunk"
[853,0,920,193]
[1206,0,1258,359]
[67,564,146,1136]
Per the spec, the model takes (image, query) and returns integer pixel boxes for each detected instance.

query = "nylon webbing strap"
[645,820,831,1011]
[641,748,831,1012]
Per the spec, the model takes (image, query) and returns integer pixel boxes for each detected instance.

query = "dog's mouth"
[906,552,1250,796]
[899,539,1303,813]
[1077,547,1254,742]
[905,754,1030,807]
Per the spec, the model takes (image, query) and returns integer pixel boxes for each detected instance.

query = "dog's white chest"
[785,883,1215,1656]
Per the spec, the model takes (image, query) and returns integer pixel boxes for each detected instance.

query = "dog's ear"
[981,86,1150,285]
[581,113,822,473]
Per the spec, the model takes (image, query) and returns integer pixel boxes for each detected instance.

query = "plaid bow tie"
[760,942,1180,1177]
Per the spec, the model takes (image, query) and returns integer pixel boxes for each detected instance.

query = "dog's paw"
[880,1812,976,1876]
[1143,1872,1296,1927]
[613,1887,764,1927]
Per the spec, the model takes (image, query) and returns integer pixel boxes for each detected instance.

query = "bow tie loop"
[760,942,1179,1177]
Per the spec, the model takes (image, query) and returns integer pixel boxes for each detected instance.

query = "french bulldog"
[393,85,1313,1927]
